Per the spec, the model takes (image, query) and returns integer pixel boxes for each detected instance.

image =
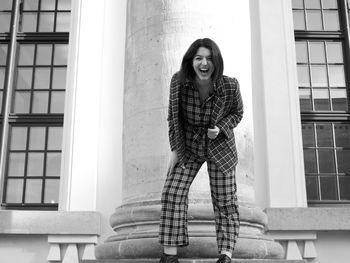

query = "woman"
[159,38,243,263]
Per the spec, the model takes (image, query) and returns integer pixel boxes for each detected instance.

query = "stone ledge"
[0,210,101,235]
[265,207,350,231]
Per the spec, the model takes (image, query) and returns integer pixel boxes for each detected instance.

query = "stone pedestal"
[96,0,283,260]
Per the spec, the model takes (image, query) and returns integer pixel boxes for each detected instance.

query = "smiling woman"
[192,47,215,81]
[159,38,243,263]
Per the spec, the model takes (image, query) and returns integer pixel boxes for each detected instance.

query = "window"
[292,0,350,204]
[0,0,71,210]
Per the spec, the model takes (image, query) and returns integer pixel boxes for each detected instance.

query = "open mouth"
[199,68,209,73]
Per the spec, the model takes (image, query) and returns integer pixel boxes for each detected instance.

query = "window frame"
[294,0,350,205]
[0,0,70,210]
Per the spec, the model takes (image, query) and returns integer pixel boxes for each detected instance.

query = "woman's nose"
[202,58,208,65]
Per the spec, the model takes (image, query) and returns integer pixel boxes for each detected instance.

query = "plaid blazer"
[168,72,244,175]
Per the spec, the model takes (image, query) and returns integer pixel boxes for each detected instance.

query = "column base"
[96,201,284,260]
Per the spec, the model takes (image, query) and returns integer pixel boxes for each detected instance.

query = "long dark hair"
[178,38,224,83]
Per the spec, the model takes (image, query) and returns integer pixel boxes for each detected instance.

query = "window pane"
[299,89,312,111]
[0,0,13,10]
[32,91,49,113]
[327,42,343,63]
[23,0,39,10]
[6,179,23,203]
[25,179,42,203]
[0,45,7,65]
[296,42,308,63]
[316,123,333,146]
[10,127,27,150]
[0,91,3,112]
[318,149,335,173]
[298,65,310,86]
[302,123,315,146]
[305,0,321,9]
[304,149,317,173]
[8,153,25,177]
[27,153,44,177]
[46,153,61,177]
[314,89,330,110]
[51,91,65,113]
[14,91,30,113]
[29,127,46,150]
[293,11,306,30]
[293,0,304,8]
[58,0,71,10]
[306,10,322,30]
[0,13,11,33]
[48,127,62,150]
[320,176,337,200]
[322,0,338,8]
[309,42,325,63]
[52,68,66,89]
[21,13,37,32]
[311,65,328,87]
[54,44,68,65]
[324,11,340,31]
[19,45,35,65]
[44,179,59,203]
[337,150,350,174]
[328,65,345,87]
[0,68,6,89]
[334,123,350,147]
[39,13,54,32]
[56,13,70,32]
[331,89,348,111]
[16,68,33,90]
[34,68,51,89]
[339,176,350,200]
[40,0,55,10]
[306,176,319,200]
[36,45,52,65]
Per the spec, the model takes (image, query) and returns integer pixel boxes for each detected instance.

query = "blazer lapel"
[210,77,225,128]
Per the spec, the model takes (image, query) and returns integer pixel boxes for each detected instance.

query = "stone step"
[84,259,305,263]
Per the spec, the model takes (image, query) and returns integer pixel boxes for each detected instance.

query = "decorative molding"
[48,235,98,263]
[304,240,317,259]
[268,231,317,260]
[47,243,61,261]
[286,240,302,260]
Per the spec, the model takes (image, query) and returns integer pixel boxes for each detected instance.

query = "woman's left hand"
[207,126,220,139]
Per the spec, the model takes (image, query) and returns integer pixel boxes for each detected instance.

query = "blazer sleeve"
[216,78,244,139]
[167,74,177,151]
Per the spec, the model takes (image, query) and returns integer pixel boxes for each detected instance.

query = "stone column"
[96,0,283,260]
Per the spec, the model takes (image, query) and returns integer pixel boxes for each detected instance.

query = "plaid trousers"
[159,156,239,254]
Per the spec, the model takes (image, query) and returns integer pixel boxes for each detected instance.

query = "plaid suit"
[167,73,243,175]
[159,73,243,255]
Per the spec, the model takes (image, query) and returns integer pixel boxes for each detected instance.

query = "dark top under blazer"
[167,72,244,175]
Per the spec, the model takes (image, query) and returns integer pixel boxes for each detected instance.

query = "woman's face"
[192,47,215,81]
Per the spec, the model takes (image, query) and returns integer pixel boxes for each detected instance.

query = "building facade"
[0,0,349,262]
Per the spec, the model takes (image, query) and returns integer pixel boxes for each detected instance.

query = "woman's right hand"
[167,150,179,176]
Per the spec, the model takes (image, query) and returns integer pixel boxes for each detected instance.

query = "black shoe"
[159,253,179,263]
[216,254,231,263]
